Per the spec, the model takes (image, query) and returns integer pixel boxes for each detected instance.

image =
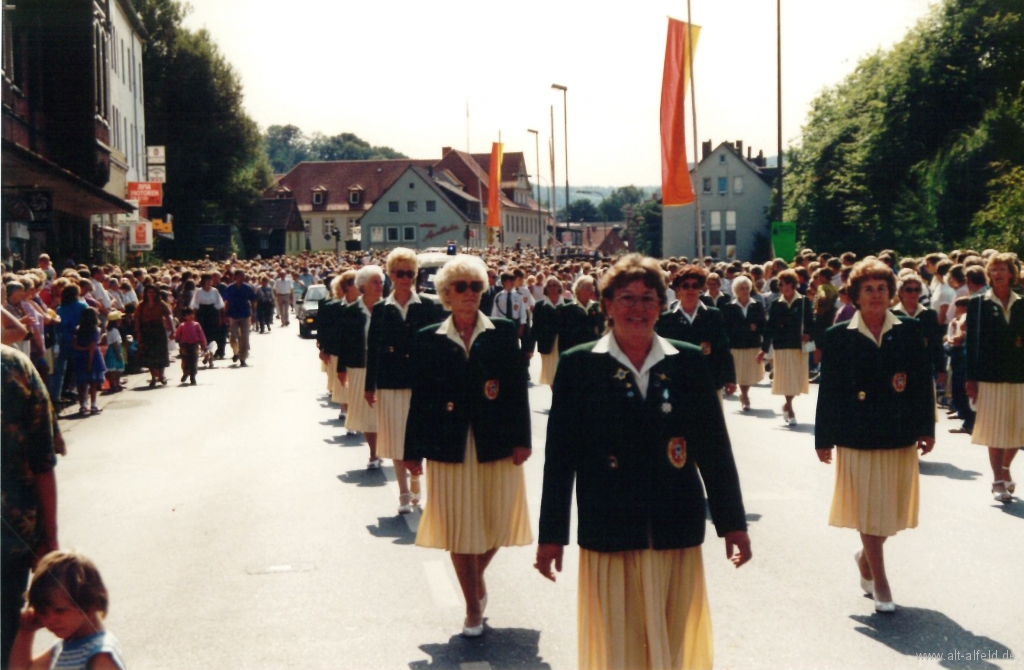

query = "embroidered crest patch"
[701,341,711,356]
[750,323,757,331]
[668,437,687,469]
[484,379,499,400]
[892,372,907,393]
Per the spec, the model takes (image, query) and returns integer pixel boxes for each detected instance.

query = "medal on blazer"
[668,437,687,469]
[613,368,628,381]
[701,341,711,355]
[892,372,907,393]
[484,379,499,400]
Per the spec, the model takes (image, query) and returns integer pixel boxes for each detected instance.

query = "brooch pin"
[613,368,629,381]
[656,373,669,381]
[661,402,672,414]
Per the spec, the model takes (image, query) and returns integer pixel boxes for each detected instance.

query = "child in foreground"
[8,550,125,670]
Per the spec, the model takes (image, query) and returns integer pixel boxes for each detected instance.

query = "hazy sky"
[184,0,936,186]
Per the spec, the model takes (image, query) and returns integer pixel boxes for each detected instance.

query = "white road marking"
[423,560,461,609]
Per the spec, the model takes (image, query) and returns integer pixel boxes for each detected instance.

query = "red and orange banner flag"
[486,142,504,228]
[661,18,701,207]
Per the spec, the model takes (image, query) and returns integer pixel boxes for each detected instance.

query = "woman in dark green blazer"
[964,253,1024,503]
[656,265,737,397]
[815,259,935,614]
[532,276,565,386]
[557,275,604,353]
[763,269,815,425]
[537,254,750,670]
[405,255,533,638]
[890,273,946,382]
[722,275,767,410]
[364,248,444,514]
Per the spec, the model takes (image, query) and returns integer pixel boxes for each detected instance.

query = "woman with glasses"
[532,276,566,387]
[700,272,730,309]
[537,254,751,670]
[336,265,385,469]
[657,265,737,398]
[557,275,605,354]
[364,249,443,514]
[965,253,1024,503]
[405,255,532,637]
[722,275,767,410]
[815,259,935,613]
[762,269,814,425]
[891,273,946,389]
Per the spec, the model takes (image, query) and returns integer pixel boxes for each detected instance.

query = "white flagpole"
[687,1,703,261]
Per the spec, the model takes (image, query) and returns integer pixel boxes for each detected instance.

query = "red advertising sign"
[127,182,163,207]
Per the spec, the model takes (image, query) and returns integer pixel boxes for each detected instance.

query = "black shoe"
[181,374,187,383]
[190,376,197,385]
[240,361,248,367]
[232,355,238,363]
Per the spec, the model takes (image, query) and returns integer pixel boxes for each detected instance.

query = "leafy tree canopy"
[263,126,406,173]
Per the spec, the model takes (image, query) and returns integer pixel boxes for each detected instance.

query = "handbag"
[800,297,816,352]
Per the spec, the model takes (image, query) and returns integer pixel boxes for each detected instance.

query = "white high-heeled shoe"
[855,552,874,596]
[874,599,896,613]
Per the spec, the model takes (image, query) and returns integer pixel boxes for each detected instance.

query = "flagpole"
[687,0,703,261]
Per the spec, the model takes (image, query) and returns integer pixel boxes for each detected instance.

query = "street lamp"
[527,128,543,251]
[551,84,569,241]
[577,190,607,258]
[323,223,341,258]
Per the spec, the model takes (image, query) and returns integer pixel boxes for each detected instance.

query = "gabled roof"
[268,159,435,212]
[695,142,775,186]
[253,197,303,234]
[471,151,529,190]
[407,166,474,222]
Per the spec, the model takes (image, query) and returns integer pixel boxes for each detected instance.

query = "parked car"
[297,284,330,338]
[415,251,471,295]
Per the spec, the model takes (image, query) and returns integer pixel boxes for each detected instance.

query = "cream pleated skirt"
[771,348,809,396]
[321,357,328,375]
[971,382,1024,449]
[731,348,765,386]
[344,367,377,433]
[829,445,919,537]
[376,389,412,460]
[539,336,559,386]
[329,355,348,405]
[415,429,533,554]
[578,547,713,670]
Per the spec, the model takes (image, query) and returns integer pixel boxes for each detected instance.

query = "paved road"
[44,321,1022,669]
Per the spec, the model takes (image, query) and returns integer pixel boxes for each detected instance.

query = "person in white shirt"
[491,272,527,338]
[272,270,294,326]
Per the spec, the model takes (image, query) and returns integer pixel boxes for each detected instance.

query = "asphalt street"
[42,320,1022,669]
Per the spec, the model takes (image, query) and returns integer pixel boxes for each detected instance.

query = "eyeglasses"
[393,270,415,280]
[674,282,701,290]
[452,280,485,294]
[615,294,660,309]
[902,286,921,293]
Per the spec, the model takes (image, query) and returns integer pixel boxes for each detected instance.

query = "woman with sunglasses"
[891,273,946,389]
[537,254,750,670]
[364,249,444,514]
[761,269,814,425]
[336,265,385,469]
[405,255,533,637]
[657,265,737,398]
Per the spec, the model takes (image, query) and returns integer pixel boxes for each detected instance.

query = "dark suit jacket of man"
[404,317,531,464]
[655,306,736,389]
[365,296,444,392]
[539,338,747,552]
[815,315,935,451]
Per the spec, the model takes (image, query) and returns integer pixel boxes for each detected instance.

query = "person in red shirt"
[173,308,207,385]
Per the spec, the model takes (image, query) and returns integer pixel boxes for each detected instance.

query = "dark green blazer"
[315,299,345,356]
[965,293,1024,384]
[655,306,736,389]
[557,301,604,353]
[722,300,767,350]
[814,316,935,451]
[364,296,444,393]
[700,293,730,310]
[532,300,563,354]
[763,295,814,352]
[404,317,531,464]
[892,304,945,375]
[539,338,747,552]
[337,300,371,371]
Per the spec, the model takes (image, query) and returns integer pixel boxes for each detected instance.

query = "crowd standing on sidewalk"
[1,242,1021,670]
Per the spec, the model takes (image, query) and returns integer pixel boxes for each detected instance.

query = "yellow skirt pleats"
[344,367,377,433]
[829,445,919,537]
[415,429,533,554]
[731,347,765,386]
[771,348,809,396]
[376,389,412,460]
[321,357,328,375]
[540,336,559,386]
[971,382,1024,449]
[578,547,713,670]
[329,355,348,405]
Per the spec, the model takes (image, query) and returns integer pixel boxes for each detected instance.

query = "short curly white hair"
[731,275,752,293]
[435,255,488,310]
[354,264,385,290]
[572,274,595,300]
[386,247,418,274]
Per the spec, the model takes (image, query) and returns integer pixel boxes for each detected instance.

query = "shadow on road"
[993,502,1023,519]
[850,606,1015,669]
[367,516,417,545]
[337,469,387,487]
[735,407,776,418]
[324,433,366,447]
[918,461,983,481]
[410,626,551,669]
[772,423,816,435]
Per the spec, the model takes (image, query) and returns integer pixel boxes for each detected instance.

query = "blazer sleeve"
[404,327,436,462]
[905,319,937,440]
[761,302,777,352]
[965,296,982,381]
[498,321,533,449]
[364,304,384,393]
[538,350,579,545]
[814,325,845,449]
[711,309,735,386]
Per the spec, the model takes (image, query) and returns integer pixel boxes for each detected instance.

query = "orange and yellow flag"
[661,18,700,207]
[486,142,503,228]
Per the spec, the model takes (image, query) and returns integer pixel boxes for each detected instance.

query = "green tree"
[599,186,647,222]
[263,124,310,174]
[632,196,663,257]
[564,198,601,222]
[966,162,1024,257]
[132,0,273,257]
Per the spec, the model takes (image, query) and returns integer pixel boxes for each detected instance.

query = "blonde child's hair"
[27,550,109,617]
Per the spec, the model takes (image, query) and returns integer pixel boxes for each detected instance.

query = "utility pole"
[777,0,784,226]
